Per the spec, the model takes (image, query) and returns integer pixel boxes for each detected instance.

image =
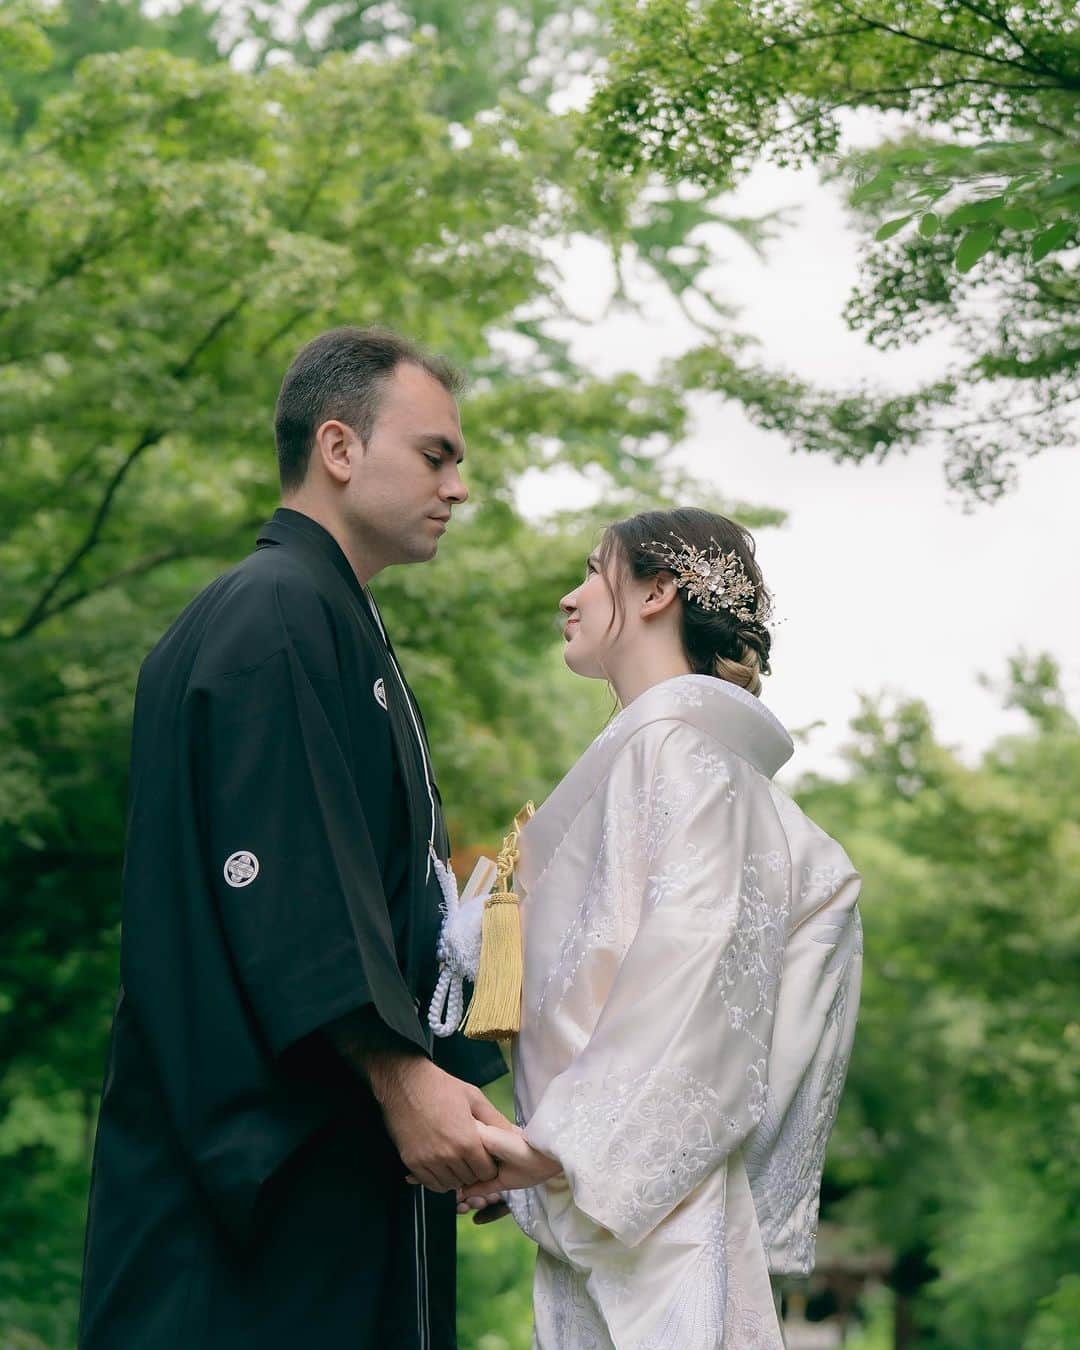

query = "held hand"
[457,1122,562,1201]
[464,1084,522,1135]
[368,1056,501,1194]
[404,1085,525,1190]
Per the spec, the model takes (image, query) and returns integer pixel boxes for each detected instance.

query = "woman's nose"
[559,591,576,615]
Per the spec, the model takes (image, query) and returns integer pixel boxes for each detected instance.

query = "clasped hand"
[452,1121,563,1217]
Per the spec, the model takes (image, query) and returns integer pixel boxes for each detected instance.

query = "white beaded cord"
[429,855,466,1036]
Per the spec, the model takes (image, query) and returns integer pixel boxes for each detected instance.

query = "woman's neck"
[607,649,694,709]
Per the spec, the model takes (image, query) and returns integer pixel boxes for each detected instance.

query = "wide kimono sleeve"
[191,591,429,1059]
[524,721,793,1249]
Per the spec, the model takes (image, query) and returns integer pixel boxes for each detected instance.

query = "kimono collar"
[518,676,794,890]
[610,675,793,779]
[256,507,368,605]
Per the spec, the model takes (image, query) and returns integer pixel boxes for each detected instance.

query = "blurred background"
[0,2,1076,1346]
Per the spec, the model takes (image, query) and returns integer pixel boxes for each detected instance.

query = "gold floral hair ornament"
[648,533,773,628]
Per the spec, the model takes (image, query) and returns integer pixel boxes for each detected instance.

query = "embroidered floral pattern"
[534,771,694,1016]
[551,1067,737,1241]
[744,907,863,1274]
[506,1185,540,1241]
[692,747,737,801]
[646,853,696,908]
[538,1250,611,1349]
[640,1208,729,1348]
[592,706,628,752]
[800,862,844,907]
[666,679,706,708]
[717,857,790,1053]
[725,1264,786,1350]
[637,1200,785,1350]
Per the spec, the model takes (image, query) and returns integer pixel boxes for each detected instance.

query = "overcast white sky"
[518,158,1079,782]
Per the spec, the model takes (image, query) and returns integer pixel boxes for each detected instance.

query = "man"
[79,327,509,1348]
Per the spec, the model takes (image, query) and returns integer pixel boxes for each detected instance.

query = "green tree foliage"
[798,654,1080,1347]
[241,0,596,124]
[589,1,1080,501]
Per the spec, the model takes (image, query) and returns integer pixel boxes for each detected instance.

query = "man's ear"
[640,572,681,619]
[312,419,357,485]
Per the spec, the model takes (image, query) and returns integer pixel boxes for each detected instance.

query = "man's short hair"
[274,326,463,493]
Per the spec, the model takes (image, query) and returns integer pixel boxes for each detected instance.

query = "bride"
[456,508,863,1349]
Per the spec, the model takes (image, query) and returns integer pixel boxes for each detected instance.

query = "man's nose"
[441,470,468,504]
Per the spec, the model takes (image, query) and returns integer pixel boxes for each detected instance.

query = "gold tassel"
[461,802,535,1042]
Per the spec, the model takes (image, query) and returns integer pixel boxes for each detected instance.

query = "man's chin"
[395,537,440,564]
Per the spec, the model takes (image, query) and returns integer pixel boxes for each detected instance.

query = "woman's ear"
[640,572,681,620]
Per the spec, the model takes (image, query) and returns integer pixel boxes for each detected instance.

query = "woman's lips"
[563,619,579,641]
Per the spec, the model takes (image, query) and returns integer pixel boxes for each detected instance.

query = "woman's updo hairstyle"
[598,507,773,696]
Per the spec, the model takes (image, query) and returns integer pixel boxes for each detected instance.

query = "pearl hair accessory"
[649,533,773,628]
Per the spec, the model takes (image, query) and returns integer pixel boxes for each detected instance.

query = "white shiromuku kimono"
[506,675,863,1349]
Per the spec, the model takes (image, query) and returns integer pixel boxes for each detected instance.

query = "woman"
[459,508,862,1349]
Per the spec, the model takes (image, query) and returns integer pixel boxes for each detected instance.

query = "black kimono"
[79,508,505,1349]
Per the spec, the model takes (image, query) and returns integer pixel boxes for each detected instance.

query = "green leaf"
[875,213,915,241]
[955,224,995,272]
[947,196,1007,227]
[918,211,940,237]
[996,207,1040,231]
[851,168,899,205]
[1041,166,1080,199]
[1030,221,1074,262]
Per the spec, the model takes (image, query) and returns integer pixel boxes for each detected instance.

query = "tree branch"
[833,0,1072,83]
[0,444,102,548]
[948,0,1072,81]
[0,219,145,336]
[693,23,874,70]
[254,306,318,358]
[171,290,251,380]
[938,391,1080,433]
[4,284,256,641]
[21,517,264,632]
[5,425,165,641]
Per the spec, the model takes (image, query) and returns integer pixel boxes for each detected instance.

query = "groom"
[79,327,508,1348]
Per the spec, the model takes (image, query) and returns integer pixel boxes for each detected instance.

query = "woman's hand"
[456,1121,562,1206]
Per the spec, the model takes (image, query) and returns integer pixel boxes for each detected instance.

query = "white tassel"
[427,855,498,1037]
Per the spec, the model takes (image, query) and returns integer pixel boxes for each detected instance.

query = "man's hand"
[325,1009,519,1194]
[457,1122,562,1200]
[367,1055,505,1193]
[466,1085,519,1135]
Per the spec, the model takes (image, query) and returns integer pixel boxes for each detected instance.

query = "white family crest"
[223,850,259,888]
[373,678,388,711]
